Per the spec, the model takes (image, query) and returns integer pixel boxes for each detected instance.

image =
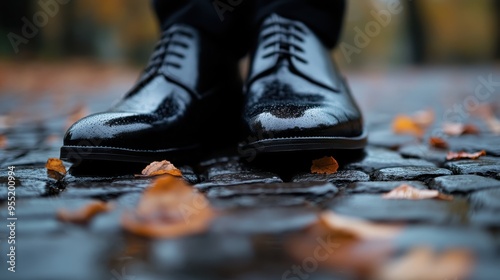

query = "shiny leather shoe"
[61,24,243,164]
[239,14,367,156]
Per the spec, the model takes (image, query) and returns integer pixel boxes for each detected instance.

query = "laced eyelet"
[260,21,307,63]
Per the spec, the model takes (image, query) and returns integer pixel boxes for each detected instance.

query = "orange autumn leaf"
[428,137,448,149]
[446,150,486,161]
[122,176,215,238]
[374,247,474,280]
[442,122,479,136]
[57,201,112,224]
[382,184,453,201]
[319,211,403,240]
[392,109,435,138]
[392,115,425,137]
[135,160,182,177]
[45,158,67,180]
[311,156,339,175]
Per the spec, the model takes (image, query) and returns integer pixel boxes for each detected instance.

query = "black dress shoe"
[60,24,243,164]
[239,14,367,156]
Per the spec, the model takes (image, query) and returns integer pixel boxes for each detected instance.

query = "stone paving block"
[59,178,148,199]
[1,197,101,218]
[209,207,318,234]
[346,181,428,194]
[0,178,46,200]
[151,234,254,272]
[328,194,467,224]
[469,211,500,228]
[208,195,311,209]
[429,175,500,194]
[395,226,497,256]
[469,188,500,210]
[345,147,436,173]
[447,135,500,157]
[206,181,337,198]
[291,170,370,185]
[398,144,449,166]
[371,166,453,182]
[5,148,60,167]
[0,230,111,280]
[195,159,283,190]
[443,157,500,177]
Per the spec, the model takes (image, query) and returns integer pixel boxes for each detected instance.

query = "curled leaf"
[45,158,67,180]
[442,122,479,136]
[122,176,215,238]
[428,137,448,149]
[446,150,486,161]
[311,156,339,175]
[57,201,112,224]
[382,184,453,201]
[136,160,182,177]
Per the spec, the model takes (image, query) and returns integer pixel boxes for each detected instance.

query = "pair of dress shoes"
[60,14,367,164]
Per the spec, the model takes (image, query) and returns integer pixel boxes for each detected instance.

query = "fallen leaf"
[0,134,6,149]
[428,137,448,149]
[446,150,486,161]
[392,115,425,138]
[45,158,67,180]
[285,212,401,279]
[311,156,339,175]
[135,160,182,177]
[374,247,474,280]
[442,122,479,136]
[122,176,216,238]
[382,184,453,201]
[57,201,112,224]
[320,211,403,240]
[392,109,435,138]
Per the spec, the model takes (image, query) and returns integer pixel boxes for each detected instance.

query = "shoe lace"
[260,21,307,63]
[143,27,193,73]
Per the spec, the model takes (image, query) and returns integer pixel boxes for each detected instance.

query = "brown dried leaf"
[382,184,453,201]
[122,176,215,238]
[45,158,67,180]
[374,247,474,280]
[311,156,339,175]
[442,122,480,136]
[446,150,486,161]
[320,211,403,240]
[428,137,448,149]
[136,160,182,177]
[57,201,112,224]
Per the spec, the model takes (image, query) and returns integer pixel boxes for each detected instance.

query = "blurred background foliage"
[0,0,499,70]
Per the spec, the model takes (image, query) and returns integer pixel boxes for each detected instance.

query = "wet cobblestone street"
[1,66,500,280]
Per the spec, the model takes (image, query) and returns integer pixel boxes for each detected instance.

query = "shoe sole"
[238,129,368,155]
[60,144,200,164]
